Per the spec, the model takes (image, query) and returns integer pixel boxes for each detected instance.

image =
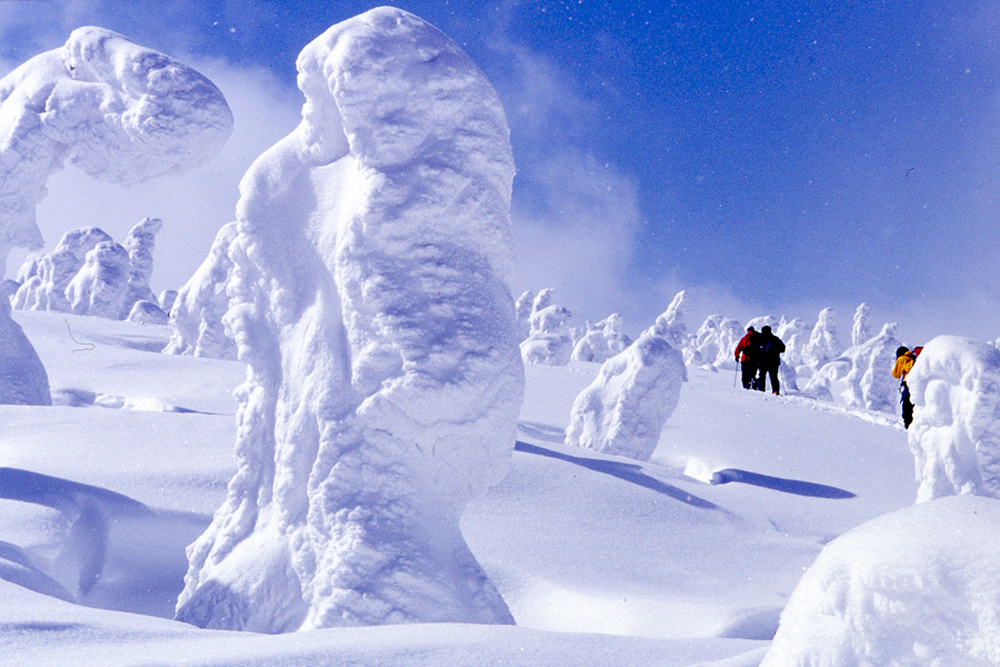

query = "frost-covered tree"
[163,222,238,359]
[0,293,50,406]
[841,322,901,413]
[0,27,231,276]
[648,290,688,349]
[571,313,632,363]
[12,227,113,312]
[120,217,163,318]
[803,307,842,369]
[565,330,686,462]
[514,290,534,342]
[776,317,811,368]
[65,241,130,319]
[176,8,521,632]
[906,336,1000,502]
[520,289,574,366]
[851,302,871,348]
[711,318,745,370]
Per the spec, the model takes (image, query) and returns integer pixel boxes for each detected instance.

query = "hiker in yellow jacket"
[892,346,922,428]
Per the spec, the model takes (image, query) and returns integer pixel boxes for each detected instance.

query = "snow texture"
[163,221,238,359]
[565,329,686,462]
[649,290,688,349]
[776,316,811,369]
[906,335,1000,502]
[175,7,522,632]
[571,313,632,363]
[514,290,533,341]
[841,322,901,413]
[0,27,232,276]
[762,494,1000,667]
[0,293,50,405]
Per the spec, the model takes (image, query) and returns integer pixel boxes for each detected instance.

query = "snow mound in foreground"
[175,7,521,632]
[762,494,1000,667]
[907,335,1000,502]
[0,294,50,405]
[565,331,685,461]
[0,26,232,274]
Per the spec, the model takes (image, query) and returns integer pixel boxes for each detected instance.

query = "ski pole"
[734,361,740,388]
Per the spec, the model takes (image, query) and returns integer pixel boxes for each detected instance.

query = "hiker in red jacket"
[734,326,758,390]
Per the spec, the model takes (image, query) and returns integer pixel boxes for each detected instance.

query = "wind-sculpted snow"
[0,27,232,275]
[163,222,238,359]
[906,335,1000,502]
[121,217,163,317]
[565,331,685,462]
[762,495,1000,667]
[175,7,521,632]
[802,307,842,369]
[12,226,112,312]
[0,294,50,405]
[65,241,130,319]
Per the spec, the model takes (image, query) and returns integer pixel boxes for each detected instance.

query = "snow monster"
[175,7,523,632]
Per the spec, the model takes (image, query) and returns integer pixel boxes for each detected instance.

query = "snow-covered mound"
[565,331,685,461]
[176,7,521,632]
[0,26,232,275]
[127,300,169,326]
[907,335,1000,502]
[163,221,238,359]
[0,294,50,405]
[762,494,1000,667]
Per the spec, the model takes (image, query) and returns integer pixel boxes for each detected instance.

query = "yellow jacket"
[892,349,920,380]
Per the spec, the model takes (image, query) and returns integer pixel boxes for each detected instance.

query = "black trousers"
[756,364,780,394]
[740,362,758,389]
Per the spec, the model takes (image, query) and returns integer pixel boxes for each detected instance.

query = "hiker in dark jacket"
[754,325,786,395]
[734,326,758,389]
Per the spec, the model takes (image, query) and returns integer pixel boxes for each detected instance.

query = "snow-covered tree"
[0,292,50,406]
[514,290,534,341]
[12,227,112,312]
[841,322,901,413]
[565,330,686,462]
[176,8,521,632]
[647,290,688,349]
[163,221,238,359]
[803,307,842,369]
[571,313,632,363]
[520,289,574,366]
[711,318,745,370]
[906,336,1000,502]
[776,316,811,368]
[0,27,231,277]
[851,302,871,348]
[120,217,163,317]
[65,241,130,319]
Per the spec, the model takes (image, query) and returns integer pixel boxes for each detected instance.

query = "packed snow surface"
[175,6,523,632]
[0,26,232,275]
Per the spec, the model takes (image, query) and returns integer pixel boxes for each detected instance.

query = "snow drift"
[762,494,1000,667]
[175,7,522,632]
[906,335,1000,502]
[0,27,232,275]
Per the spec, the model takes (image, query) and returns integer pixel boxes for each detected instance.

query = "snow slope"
[0,310,920,665]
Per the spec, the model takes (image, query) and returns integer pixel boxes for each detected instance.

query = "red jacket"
[734,332,755,363]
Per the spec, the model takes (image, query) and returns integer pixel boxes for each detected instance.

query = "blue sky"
[3,1,1000,342]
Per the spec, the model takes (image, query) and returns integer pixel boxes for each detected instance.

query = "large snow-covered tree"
[175,7,522,632]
